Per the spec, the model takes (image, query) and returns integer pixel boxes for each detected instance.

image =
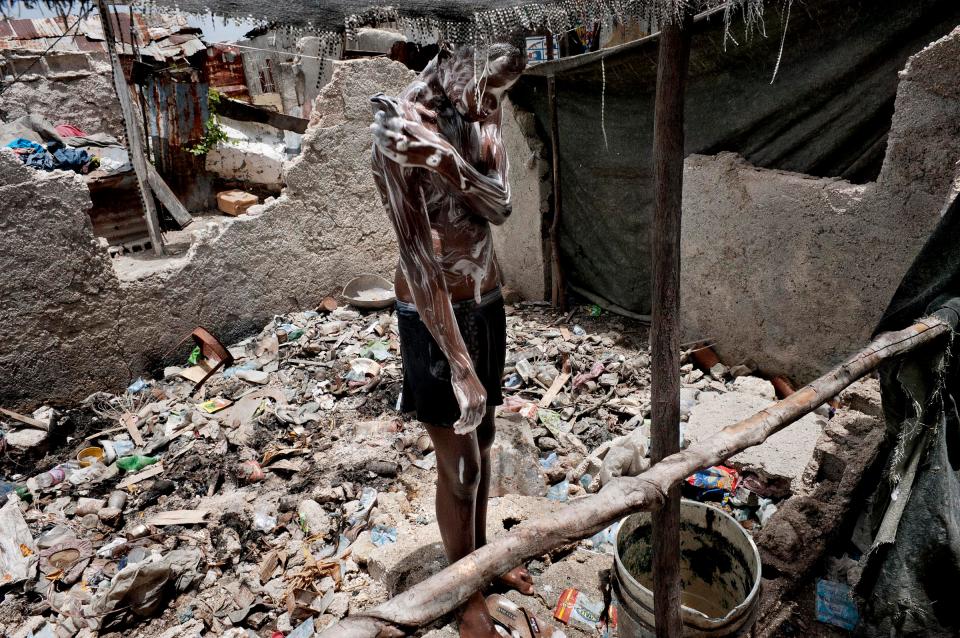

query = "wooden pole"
[318,315,952,637]
[547,75,566,310]
[96,0,165,256]
[650,10,693,638]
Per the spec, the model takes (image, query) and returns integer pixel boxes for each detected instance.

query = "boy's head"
[437,43,525,122]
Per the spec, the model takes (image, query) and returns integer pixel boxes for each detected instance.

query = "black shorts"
[397,288,506,426]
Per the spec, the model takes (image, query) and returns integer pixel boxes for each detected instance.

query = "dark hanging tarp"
[509,0,960,314]
[846,191,960,636]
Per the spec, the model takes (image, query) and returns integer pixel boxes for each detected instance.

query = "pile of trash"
[0,297,800,637]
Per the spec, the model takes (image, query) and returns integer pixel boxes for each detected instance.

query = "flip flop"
[486,594,567,638]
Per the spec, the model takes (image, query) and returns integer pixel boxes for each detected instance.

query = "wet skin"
[371,45,532,638]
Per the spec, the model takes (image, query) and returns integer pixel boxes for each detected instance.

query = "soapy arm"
[371,147,487,434]
[371,95,512,225]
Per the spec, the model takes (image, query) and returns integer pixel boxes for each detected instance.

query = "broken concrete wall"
[0,154,124,407]
[492,98,550,301]
[681,27,960,383]
[0,58,410,407]
[0,52,125,141]
[239,32,335,120]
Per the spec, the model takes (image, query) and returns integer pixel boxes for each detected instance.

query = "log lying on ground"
[320,316,951,638]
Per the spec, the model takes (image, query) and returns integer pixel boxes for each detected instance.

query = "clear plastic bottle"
[34,462,79,489]
[35,466,67,489]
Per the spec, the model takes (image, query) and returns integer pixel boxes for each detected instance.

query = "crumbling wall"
[492,98,550,301]
[0,52,125,140]
[0,155,123,406]
[0,58,411,407]
[680,27,960,383]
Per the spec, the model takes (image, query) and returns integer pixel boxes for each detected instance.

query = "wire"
[204,40,332,61]
[0,3,94,96]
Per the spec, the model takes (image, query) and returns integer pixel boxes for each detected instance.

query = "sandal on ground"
[486,594,567,638]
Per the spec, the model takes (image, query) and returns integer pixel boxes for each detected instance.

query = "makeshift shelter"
[509,0,960,315]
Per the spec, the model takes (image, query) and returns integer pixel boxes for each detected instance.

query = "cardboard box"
[217,190,258,216]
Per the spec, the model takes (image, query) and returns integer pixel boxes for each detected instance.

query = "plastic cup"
[77,447,105,468]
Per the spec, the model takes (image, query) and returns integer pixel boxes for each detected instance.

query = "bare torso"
[370,43,521,434]
[392,80,501,304]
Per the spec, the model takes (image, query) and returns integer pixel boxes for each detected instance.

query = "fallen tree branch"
[319,316,951,637]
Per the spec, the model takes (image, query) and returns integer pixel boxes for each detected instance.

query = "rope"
[0,3,94,96]
[601,57,608,150]
[769,0,792,84]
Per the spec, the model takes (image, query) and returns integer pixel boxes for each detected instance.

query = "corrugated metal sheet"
[204,44,250,99]
[75,15,105,41]
[9,17,66,39]
[142,70,214,211]
[0,11,204,61]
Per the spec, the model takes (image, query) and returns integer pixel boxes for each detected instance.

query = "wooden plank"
[650,11,693,638]
[96,0,164,256]
[216,96,310,133]
[148,509,207,526]
[539,369,571,409]
[117,462,165,488]
[547,75,566,310]
[81,424,127,442]
[120,412,145,447]
[0,407,48,431]
[521,6,724,77]
[145,162,193,228]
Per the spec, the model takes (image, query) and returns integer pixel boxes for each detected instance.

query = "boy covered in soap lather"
[370,42,533,637]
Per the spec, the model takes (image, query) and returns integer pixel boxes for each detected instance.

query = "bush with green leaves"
[187,90,233,156]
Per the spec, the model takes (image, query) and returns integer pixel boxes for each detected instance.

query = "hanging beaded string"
[124,0,770,66]
[601,57,608,150]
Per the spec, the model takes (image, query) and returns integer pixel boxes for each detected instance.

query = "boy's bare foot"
[458,591,502,638]
[496,566,535,595]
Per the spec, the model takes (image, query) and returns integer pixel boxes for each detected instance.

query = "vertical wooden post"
[96,0,164,256]
[547,74,566,310]
[650,10,693,638]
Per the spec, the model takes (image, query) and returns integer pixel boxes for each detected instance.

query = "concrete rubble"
[686,387,826,496]
[0,293,885,636]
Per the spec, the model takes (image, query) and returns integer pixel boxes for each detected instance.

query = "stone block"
[686,390,825,494]
[489,413,547,497]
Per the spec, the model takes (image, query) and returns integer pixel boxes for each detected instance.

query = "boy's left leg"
[474,407,534,595]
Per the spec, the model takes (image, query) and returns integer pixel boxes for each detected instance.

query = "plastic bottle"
[35,466,68,489]
[68,462,110,486]
[116,455,159,472]
[100,439,136,463]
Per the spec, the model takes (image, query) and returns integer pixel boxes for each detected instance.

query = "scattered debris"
[553,587,605,632]
[815,579,860,631]
[0,299,872,636]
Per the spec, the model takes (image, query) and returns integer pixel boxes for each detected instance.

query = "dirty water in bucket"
[618,515,753,619]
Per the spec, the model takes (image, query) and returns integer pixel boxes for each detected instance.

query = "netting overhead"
[11,0,769,42]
